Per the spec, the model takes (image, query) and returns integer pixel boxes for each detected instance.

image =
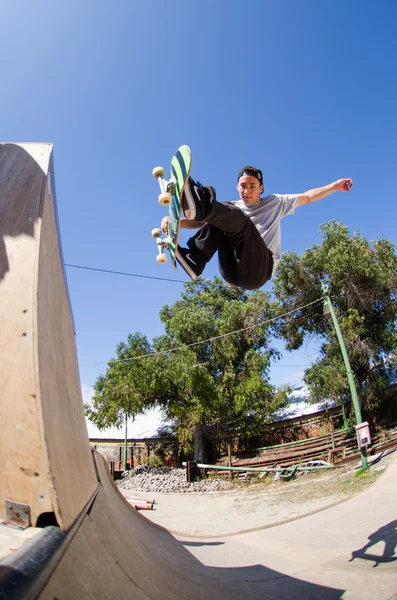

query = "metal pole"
[321,283,368,469]
[123,413,128,471]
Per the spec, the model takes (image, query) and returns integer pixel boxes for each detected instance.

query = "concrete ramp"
[0,143,396,599]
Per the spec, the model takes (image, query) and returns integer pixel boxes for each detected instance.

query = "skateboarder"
[161,166,353,289]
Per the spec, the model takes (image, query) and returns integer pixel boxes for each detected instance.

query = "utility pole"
[123,413,128,471]
[321,283,368,470]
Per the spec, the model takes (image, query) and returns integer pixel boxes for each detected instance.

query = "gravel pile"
[117,465,233,494]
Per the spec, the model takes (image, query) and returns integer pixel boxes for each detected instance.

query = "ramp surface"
[0,143,396,599]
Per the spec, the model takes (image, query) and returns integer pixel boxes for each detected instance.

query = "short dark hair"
[237,166,263,186]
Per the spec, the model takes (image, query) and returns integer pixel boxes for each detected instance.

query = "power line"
[65,262,277,293]
[82,297,323,367]
[65,263,187,284]
[82,365,312,388]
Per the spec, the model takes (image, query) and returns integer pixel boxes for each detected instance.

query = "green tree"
[273,221,397,414]
[85,332,157,429]
[87,278,289,462]
[152,278,288,461]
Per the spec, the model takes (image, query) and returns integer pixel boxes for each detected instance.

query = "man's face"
[237,175,263,206]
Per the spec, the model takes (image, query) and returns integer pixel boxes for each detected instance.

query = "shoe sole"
[182,183,215,222]
[181,182,197,220]
[175,250,198,280]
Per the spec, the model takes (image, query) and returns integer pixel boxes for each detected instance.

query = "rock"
[117,466,233,494]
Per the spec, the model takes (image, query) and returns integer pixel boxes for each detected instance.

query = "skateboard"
[151,144,192,274]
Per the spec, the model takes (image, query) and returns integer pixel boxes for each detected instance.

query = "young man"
[162,167,353,290]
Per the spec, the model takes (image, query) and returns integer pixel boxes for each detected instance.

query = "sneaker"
[175,247,202,280]
[182,177,215,221]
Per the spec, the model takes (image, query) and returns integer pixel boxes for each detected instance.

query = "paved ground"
[39,446,397,599]
[142,452,396,599]
[119,450,395,537]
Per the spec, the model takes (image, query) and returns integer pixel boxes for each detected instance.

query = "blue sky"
[2,1,396,397]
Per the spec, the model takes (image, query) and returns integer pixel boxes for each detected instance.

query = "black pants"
[187,201,273,290]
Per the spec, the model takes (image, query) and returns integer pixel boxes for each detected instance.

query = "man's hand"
[335,178,353,192]
[161,215,204,233]
[161,216,170,233]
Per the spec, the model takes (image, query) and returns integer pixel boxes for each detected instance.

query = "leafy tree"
[273,221,397,415]
[152,278,288,461]
[85,332,157,429]
[86,278,289,462]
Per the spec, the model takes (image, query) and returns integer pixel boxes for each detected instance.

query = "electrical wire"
[65,263,187,284]
[65,262,277,293]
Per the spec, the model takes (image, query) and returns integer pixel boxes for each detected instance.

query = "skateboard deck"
[152,145,193,275]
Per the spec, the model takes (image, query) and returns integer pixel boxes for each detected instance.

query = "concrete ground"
[119,452,397,599]
[119,451,395,538]
[122,486,352,537]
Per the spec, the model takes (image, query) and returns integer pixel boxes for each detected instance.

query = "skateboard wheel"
[153,166,165,179]
[158,192,172,206]
[156,253,168,264]
[151,228,161,238]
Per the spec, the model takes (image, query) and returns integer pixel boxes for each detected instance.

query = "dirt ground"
[119,449,396,537]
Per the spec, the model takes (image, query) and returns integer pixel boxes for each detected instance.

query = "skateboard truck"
[166,181,176,195]
[151,228,168,264]
[152,166,173,206]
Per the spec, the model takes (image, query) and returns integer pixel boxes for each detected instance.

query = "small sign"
[355,421,371,448]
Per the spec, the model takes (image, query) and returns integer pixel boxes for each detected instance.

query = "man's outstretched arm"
[297,179,353,207]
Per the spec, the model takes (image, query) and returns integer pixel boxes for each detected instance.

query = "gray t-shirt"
[232,194,300,274]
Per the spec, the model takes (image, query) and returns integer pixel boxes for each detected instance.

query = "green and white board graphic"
[168,145,192,264]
